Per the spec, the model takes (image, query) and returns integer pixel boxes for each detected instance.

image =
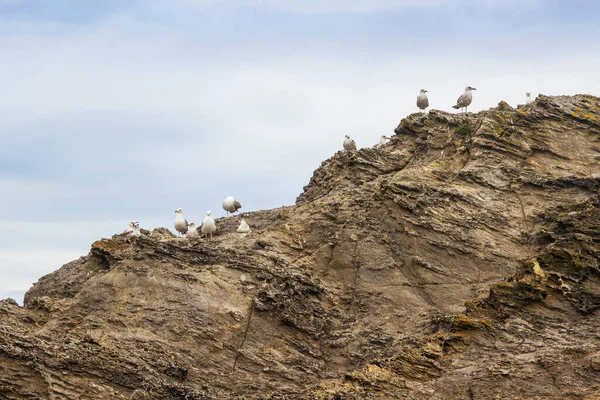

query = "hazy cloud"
[161,0,541,14]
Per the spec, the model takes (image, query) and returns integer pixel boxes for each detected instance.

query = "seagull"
[223,196,242,215]
[417,89,429,112]
[237,219,251,233]
[174,208,188,237]
[375,135,390,148]
[186,222,199,238]
[526,92,533,104]
[201,211,216,238]
[123,221,136,234]
[130,221,141,237]
[343,135,357,151]
[452,86,476,113]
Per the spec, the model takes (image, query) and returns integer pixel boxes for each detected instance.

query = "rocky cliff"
[1,95,600,399]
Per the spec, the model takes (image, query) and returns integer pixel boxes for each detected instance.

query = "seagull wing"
[453,93,469,109]
[456,93,466,106]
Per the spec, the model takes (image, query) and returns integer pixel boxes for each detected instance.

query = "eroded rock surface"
[1,94,600,399]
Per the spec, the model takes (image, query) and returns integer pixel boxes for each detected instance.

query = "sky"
[1,0,600,303]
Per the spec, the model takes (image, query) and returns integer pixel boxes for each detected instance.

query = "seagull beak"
[471,87,477,90]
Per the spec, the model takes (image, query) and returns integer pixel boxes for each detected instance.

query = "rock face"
[1,94,600,399]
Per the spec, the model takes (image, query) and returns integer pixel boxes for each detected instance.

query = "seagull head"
[206,211,212,216]
[133,222,140,228]
[466,86,476,91]
[526,92,531,96]
[189,222,196,228]
[420,89,428,94]
[345,135,350,139]
[175,208,183,213]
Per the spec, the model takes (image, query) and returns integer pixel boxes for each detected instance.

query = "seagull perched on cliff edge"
[237,219,251,233]
[343,135,357,151]
[375,135,390,148]
[417,89,429,112]
[223,196,242,215]
[124,221,136,234]
[526,92,533,104]
[130,222,141,237]
[186,222,199,238]
[452,86,476,113]
[201,211,216,238]
[174,208,188,237]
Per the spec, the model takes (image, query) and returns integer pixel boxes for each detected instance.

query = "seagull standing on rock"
[452,86,476,113]
[186,223,199,238]
[201,211,216,238]
[526,92,533,104]
[130,222,141,237]
[223,196,242,215]
[417,89,429,112]
[343,135,357,151]
[237,219,251,233]
[124,221,136,234]
[375,136,390,148]
[174,208,188,237]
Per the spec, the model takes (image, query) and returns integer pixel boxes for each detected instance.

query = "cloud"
[160,0,540,14]
[0,249,85,303]
[0,0,26,5]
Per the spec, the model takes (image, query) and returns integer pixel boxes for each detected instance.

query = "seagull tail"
[452,105,460,109]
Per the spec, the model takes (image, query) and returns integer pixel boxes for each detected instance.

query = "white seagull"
[123,221,136,234]
[237,219,251,233]
[174,208,188,237]
[186,222,199,238]
[526,92,533,104]
[223,196,242,215]
[343,135,357,151]
[130,221,141,237]
[375,135,390,148]
[201,211,216,238]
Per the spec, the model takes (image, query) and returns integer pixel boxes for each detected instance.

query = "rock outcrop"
[1,94,600,399]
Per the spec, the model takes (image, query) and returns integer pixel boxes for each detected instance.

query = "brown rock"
[1,94,600,399]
